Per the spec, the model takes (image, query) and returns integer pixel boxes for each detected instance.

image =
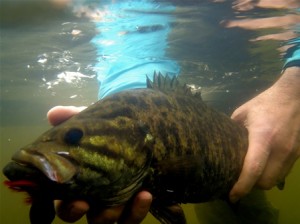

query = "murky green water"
[1,1,300,223]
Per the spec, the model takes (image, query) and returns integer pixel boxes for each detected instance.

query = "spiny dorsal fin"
[146,71,202,98]
[146,71,179,90]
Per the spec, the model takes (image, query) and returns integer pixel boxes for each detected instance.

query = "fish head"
[3,101,154,204]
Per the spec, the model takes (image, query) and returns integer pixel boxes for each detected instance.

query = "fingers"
[47,106,86,126]
[86,191,152,224]
[229,118,298,202]
[120,191,152,224]
[232,140,297,202]
[229,127,271,202]
[56,191,152,224]
[55,200,89,223]
[256,140,299,190]
[87,206,125,224]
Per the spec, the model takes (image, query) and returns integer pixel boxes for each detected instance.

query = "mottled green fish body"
[3,74,248,224]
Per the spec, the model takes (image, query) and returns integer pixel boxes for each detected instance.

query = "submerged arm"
[230,66,300,202]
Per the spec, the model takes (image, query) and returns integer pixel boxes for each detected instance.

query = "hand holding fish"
[47,106,152,224]
[229,67,300,202]
[53,192,152,223]
[46,67,300,222]
[4,73,298,224]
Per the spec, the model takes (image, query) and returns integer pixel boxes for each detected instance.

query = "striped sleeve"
[283,37,300,69]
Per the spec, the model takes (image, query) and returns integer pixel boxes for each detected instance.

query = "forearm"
[229,65,300,202]
[0,0,71,24]
[272,67,300,100]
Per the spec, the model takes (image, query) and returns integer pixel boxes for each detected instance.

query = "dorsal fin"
[146,71,202,98]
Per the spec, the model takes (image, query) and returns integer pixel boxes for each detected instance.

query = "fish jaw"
[3,163,57,224]
[3,162,53,198]
[11,146,77,184]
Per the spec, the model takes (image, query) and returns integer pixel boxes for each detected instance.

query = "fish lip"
[3,162,58,204]
[11,149,77,184]
[3,161,46,182]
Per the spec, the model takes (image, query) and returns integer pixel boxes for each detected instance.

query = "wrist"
[272,66,300,100]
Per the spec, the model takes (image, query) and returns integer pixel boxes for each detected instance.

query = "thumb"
[231,103,249,124]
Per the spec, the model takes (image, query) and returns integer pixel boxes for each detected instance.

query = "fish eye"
[64,128,83,145]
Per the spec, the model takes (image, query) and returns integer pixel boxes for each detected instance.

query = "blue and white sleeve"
[284,37,300,69]
[90,0,180,99]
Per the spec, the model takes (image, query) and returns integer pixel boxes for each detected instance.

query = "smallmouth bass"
[3,73,249,224]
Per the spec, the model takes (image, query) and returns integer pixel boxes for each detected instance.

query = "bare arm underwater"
[224,0,300,202]
[229,66,300,202]
[26,0,300,222]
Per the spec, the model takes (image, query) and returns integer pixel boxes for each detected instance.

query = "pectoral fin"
[150,200,186,224]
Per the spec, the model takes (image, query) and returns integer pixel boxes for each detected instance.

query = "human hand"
[47,106,152,224]
[229,67,300,202]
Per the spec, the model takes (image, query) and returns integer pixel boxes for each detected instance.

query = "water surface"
[1,1,300,223]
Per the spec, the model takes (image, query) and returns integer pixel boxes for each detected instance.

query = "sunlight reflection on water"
[1,0,299,223]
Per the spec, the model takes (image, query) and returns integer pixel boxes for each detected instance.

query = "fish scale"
[3,73,250,224]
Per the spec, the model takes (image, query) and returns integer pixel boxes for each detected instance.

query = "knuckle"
[256,177,276,190]
[257,182,274,190]
[249,161,265,178]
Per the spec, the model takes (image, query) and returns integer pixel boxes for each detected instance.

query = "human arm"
[229,66,300,202]
[47,106,152,224]
[0,0,72,24]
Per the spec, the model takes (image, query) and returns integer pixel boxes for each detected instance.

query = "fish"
[3,72,250,224]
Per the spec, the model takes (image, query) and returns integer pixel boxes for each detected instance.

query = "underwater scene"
[1,0,300,223]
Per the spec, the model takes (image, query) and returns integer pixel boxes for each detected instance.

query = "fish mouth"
[7,149,77,184]
[3,161,51,201]
[3,162,61,205]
